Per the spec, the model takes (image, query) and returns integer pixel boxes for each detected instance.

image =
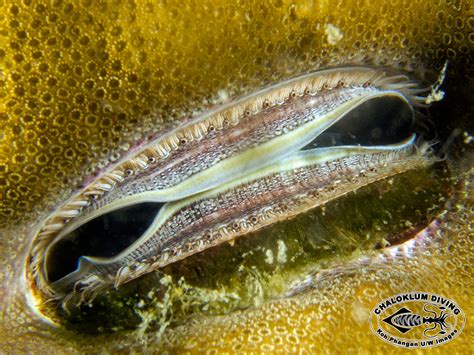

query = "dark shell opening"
[302,95,415,149]
[46,202,164,283]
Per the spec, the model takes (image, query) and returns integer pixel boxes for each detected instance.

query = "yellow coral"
[0,0,472,352]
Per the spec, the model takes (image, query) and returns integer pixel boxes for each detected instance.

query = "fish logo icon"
[370,292,465,348]
[382,305,450,337]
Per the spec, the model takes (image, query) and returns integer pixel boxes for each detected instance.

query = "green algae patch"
[57,162,451,334]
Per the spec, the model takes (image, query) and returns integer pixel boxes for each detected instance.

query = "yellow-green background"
[0,0,472,353]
